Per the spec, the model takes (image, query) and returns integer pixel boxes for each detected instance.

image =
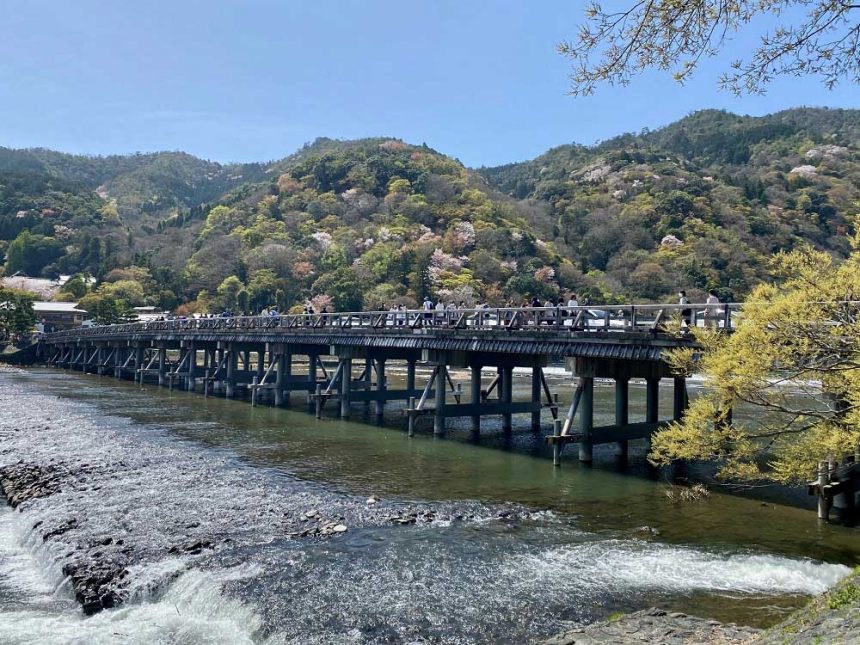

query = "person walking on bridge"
[705,290,721,329]
[678,290,691,328]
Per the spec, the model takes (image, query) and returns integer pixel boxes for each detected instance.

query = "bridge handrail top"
[39,301,749,342]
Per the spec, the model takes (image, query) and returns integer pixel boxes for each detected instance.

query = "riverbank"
[541,568,860,644]
[757,566,860,644]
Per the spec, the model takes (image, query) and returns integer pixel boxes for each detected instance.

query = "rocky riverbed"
[0,430,535,617]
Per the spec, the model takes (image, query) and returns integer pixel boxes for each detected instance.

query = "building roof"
[33,301,87,314]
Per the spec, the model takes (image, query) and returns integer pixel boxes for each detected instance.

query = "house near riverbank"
[34,301,87,332]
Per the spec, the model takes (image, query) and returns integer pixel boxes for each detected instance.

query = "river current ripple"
[0,368,851,644]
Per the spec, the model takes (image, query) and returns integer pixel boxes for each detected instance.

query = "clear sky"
[0,1,856,167]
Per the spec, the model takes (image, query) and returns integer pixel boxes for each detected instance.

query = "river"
[0,367,856,644]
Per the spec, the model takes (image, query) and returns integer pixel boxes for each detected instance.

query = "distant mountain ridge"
[1,107,858,313]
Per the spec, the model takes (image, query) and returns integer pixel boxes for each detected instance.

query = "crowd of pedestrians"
[148,290,725,330]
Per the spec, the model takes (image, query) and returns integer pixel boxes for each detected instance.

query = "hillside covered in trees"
[1,107,858,318]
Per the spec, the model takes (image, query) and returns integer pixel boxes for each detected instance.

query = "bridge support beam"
[274,351,290,407]
[579,377,594,462]
[434,360,447,435]
[186,343,197,392]
[157,347,167,386]
[471,365,482,435]
[673,377,687,421]
[307,353,318,412]
[501,366,513,434]
[374,359,386,422]
[406,359,416,393]
[531,363,542,432]
[645,376,659,454]
[113,345,124,378]
[225,348,237,399]
[339,358,353,419]
[615,377,629,460]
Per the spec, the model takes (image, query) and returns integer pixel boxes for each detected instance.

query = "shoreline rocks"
[540,608,759,644]
[0,462,64,507]
[0,460,129,615]
[541,567,860,644]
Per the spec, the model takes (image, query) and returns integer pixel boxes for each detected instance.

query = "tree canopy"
[560,1,860,95]
[0,287,35,340]
[651,223,860,484]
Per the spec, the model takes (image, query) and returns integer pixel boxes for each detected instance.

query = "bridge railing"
[44,303,741,341]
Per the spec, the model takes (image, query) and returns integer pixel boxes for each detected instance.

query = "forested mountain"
[480,107,859,301]
[1,107,858,317]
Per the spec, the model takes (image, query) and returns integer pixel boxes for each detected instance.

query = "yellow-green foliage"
[651,220,860,484]
[827,583,860,610]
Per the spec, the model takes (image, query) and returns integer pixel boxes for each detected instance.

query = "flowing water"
[0,367,857,644]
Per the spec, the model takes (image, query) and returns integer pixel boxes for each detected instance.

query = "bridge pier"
[471,365,482,435]
[579,377,594,463]
[531,363,542,432]
[375,358,386,423]
[645,376,659,454]
[186,343,197,392]
[434,360,447,435]
[500,366,513,434]
[157,347,167,386]
[225,346,237,398]
[307,353,318,412]
[674,376,687,421]
[273,350,287,407]
[340,357,352,419]
[114,347,124,379]
[615,377,629,460]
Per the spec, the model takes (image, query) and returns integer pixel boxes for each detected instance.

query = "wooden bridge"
[38,303,738,464]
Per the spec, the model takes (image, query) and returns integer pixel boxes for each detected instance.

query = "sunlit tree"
[651,220,860,484]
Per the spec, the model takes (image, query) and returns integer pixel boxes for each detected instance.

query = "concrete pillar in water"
[434,361,447,435]
[114,347,123,379]
[97,347,104,376]
[817,461,830,521]
[134,347,144,384]
[225,349,237,399]
[340,358,352,419]
[215,348,224,392]
[646,377,660,455]
[274,352,286,407]
[243,350,251,372]
[157,347,167,386]
[470,365,482,435]
[364,357,373,413]
[256,350,265,384]
[553,418,563,467]
[406,359,416,393]
[531,364,542,432]
[307,354,318,412]
[502,366,513,434]
[186,344,196,392]
[673,377,686,421]
[375,359,386,422]
[579,377,594,462]
[615,377,629,460]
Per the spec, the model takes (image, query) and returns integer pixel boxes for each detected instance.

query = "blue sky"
[0,1,856,167]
